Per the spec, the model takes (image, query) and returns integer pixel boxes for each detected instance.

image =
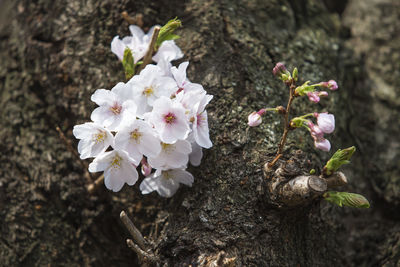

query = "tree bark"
[0,0,399,266]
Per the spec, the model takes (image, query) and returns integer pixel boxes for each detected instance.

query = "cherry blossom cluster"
[73,22,213,197]
[248,62,338,152]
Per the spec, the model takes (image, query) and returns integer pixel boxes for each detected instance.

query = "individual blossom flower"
[147,140,192,169]
[171,61,204,94]
[148,96,190,144]
[88,150,139,192]
[111,25,183,64]
[248,109,266,127]
[314,138,331,152]
[314,112,335,134]
[139,168,194,197]
[90,82,137,131]
[319,80,338,91]
[72,122,114,159]
[114,119,162,163]
[128,64,177,116]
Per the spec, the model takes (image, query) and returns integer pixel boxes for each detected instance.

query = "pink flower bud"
[272,62,288,77]
[319,91,329,97]
[314,138,331,152]
[248,111,262,127]
[319,80,338,91]
[315,113,335,134]
[140,158,152,176]
[308,122,324,139]
[307,92,320,103]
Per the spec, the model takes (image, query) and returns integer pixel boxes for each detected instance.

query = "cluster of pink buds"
[73,19,213,197]
[248,62,338,152]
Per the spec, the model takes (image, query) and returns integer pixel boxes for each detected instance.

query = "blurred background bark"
[0,0,399,266]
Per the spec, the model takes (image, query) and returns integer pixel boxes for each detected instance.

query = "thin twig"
[56,126,93,182]
[269,82,296,168]
[86,174,104,194]
[120,211,148,250]
[126,239,157,263]
[121,12,143,27]
[136,26,161,73]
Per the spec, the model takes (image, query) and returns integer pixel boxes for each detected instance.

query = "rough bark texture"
[0,0,399,266]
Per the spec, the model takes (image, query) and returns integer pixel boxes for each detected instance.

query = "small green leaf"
[156,18,182,48]
[294,81,313,96]
[292,67,298,82]
[309,169,316,175]
[122,48,135,80]
[323,191,370,208]
[323,146,356,176]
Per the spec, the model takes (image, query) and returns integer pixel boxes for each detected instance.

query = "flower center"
[130,129,142,142]
[110,155,122,169]
[143,86,154,97]
[197,113,204,126]
[161,142,174,153]
[164,112,176,124]
[162,170,173,180]
[93,130,106,144]
[110,102,122,115]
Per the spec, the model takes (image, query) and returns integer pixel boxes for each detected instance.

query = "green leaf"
[323,146,356,176]
[122,48,135,80]
[294,81,313,96]
[156,18,182,48]
[323,191,370,208]
[292,67,298,82]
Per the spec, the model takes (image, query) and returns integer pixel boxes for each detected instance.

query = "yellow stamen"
[130,129,142,142]
[110,155,122,169]
[143,86,154,97]
[93,131,106,144]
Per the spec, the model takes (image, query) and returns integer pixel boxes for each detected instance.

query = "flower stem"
[136,26,161,73]
[268,82,296,168]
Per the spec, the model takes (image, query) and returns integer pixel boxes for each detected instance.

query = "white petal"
[104,167,125,192]
[140,175,159,194]
[111,36,126,60]
[189,142,203,166]
[152,40,183,63]
[129,25,145,39]
[73,123,96,139]
[91,89,116,106]
[171,169,194,186]
[194,111,212,148]
[88,151,113,172]
[171,61,189,87]
[157,175,179,197]
[139,134,162,158]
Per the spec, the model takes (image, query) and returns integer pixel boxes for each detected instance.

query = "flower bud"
[141,158,152,176]
[307,92,320,103]
[248,111,262,127]
[315,113,335,134]
[273,62,291,83]
[319,80,338,91]
[314,138,331,152]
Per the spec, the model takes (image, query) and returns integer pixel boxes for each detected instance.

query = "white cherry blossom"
[73,122,114,159]
[88,150,139,192]
[171,61,204,93]
[148,96,190,144]
[90,82,137,131]
[140,168,194,197]
[191,93,213,148]
[114,120,161,163]
[128,64,177,116]
[148,139,192,169]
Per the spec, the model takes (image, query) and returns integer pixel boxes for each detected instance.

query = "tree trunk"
[0,0,399,266]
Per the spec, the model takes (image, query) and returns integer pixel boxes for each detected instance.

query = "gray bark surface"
[0,0,399,266]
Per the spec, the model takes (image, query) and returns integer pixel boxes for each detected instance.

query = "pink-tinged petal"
[111,36,126,60]
[129,25,145,39]
[317,113,335,134]
[104,167,125,192]
[194,112,212,148]
[91,89,116,106]
[248,112,262,127]
[189,142,203,166]
[90,106,111,125]
[141,158,152,176]
[307,92,320,103]
[314,138,331,152]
